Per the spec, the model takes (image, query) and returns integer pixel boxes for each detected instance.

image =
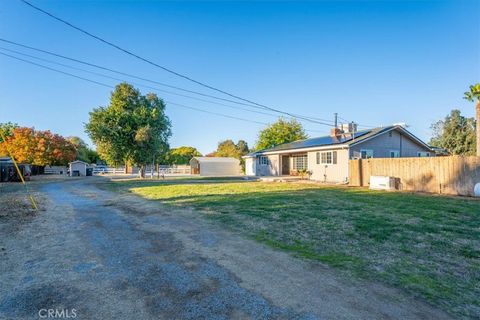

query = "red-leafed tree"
[0,126,76,165]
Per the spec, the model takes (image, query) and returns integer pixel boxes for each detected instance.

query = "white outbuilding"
[69,160,92,177]
[189,157,242,176]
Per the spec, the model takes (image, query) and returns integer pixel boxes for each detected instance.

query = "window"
[390,150,400,158]
[326,152,332,163]
[259,156,269,165]
[360,149,374,159]
[417,152,430,157]
[319,151,337,164]
[292,155,308,170]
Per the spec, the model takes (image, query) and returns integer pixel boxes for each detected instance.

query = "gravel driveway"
[0,179,451,319]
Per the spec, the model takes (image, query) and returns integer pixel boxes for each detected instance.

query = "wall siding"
[256,154,280,176]
[198,162,242,176]
[349,129,431,159]
[70,163,87,176]
[308,149,349,183]
[245,158,256,176]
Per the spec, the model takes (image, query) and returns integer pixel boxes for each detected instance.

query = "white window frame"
[417,152,430,157]
[321,152,327,164]
[319,151,337,165]
[292,155,308,170]
[326,152,332,164]
[389,150,400,158]
[360,149,374,159]
[259,156,269,165]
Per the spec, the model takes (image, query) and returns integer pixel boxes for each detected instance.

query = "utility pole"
[334,113,338,128]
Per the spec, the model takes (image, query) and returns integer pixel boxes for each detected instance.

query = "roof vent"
[341,122,358,134]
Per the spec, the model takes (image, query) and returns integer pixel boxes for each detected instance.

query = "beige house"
[244,125,433,183]
[190,157,242,176]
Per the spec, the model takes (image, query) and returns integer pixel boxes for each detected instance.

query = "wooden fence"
[349,156,480,196]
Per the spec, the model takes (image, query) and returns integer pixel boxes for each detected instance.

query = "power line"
[0,51,111,88]
[0,46,328,131]
[337,114,377,129]
[0,38,335,126]
[0,38,261,109]
[19,0,335,126]
[0,51,325,133]
[0,51,252,122]
[0,46,285,119]
[166,102,268,126]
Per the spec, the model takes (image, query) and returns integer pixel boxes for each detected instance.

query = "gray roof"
[246,125,429,156]
[69,160,90,165]
[190,157,240,164]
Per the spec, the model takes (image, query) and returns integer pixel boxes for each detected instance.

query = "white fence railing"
[92,165,191,175]
[44,166,68,175]
[92,166,125,174]
[158,165,191,175]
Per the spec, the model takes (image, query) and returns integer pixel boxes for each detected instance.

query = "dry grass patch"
[0,183,43,218]
[103,179,480,318]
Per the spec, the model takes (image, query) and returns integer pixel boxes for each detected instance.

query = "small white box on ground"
[474,183,480,197]
[370,176,398,191]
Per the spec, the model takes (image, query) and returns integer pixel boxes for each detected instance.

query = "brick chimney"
[330,127,343,137]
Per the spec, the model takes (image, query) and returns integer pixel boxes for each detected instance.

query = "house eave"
[348,125,433,151]
[248,144,350,157]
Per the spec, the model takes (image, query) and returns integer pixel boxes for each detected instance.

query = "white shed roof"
[191,157,239,163]
[69,160,89,165]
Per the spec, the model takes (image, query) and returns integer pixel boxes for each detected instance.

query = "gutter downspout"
[400,134,403,157]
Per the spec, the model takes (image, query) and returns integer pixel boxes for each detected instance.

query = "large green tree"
[212,139,251,173]
[255,118,307,150]
[236,140,249,156]
[463,83,480,156]
[67,136,100,164]
[166,146,201,165]
[430,109,476,155]
[85,83,171,176]
[214,139,250,158]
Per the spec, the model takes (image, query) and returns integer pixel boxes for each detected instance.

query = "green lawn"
[105,178,480,318]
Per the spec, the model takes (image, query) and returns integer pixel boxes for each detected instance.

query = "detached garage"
[190,157,242,176]
[69,160,92,177]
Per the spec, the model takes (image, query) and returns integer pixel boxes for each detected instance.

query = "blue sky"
[0,0,479,154]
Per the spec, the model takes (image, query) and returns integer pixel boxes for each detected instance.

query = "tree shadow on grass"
[104,177,251,191]
[127,184,480,247]
[126,182,480,318]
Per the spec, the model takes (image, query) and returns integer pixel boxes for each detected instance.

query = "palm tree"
[464,83,480,156]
